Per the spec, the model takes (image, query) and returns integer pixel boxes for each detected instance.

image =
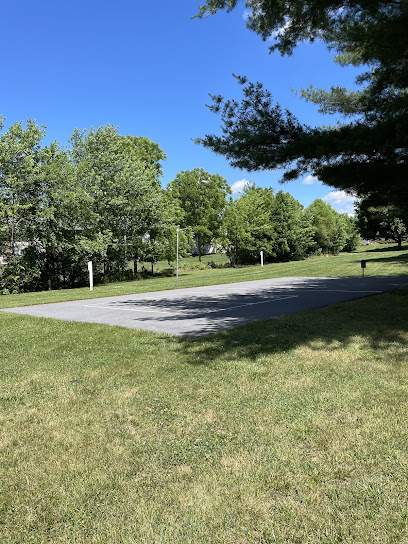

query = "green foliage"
[390,218,407,246]
[221,188,352,265]
[68,125,167,276]
[221,185,276,265]
[307,199,356,254]
[0,115,362,294]
[0,118,46,259]
[271,190,315,260]
[196,1,408,208]
[138,193,194,267]
[340,215,360,252]
[167,168,231,260]
[307,199,336,254]
[356,196,407,249]
[120,135,167,178]
[0,120,171,292]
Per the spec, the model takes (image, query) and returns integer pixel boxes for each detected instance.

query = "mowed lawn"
[0,245,408,543]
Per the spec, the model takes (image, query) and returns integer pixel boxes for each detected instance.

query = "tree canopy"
[356,195,407,249]
[0,117,361,295]
[0,120,175,292]
[195,1,408,207]
[166,168,231,260]
[220,185,357,265]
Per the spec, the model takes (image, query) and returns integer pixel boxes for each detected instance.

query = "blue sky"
[1,0,361,213]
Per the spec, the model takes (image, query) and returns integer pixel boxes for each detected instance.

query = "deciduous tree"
[221,185,276,265]
[356,196,407,249]
[69,125,166,276]
[167,168,231,261]
[271,190,315,261]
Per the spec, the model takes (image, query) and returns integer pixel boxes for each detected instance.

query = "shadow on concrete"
[107,276,408,337]
[172,285,408,366]
[3,277,408,352]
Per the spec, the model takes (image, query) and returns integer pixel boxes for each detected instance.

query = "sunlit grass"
[1,286,408,542]
[0,243,407,309]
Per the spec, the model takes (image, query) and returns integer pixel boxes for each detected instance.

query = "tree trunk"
[197,235,202,262]
[397,234,402,250]
[134,257,138,275]
[10,214,16,269]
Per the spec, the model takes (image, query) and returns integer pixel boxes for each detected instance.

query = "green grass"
[0,243,407,309]
[1,283,408,542]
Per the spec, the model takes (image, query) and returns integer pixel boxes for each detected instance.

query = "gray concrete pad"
[2,276,407,337]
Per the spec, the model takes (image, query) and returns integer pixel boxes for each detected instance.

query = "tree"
[167,168,231,261]
[120,135,167,179]
[390,218,407,250]
[221,185,317,264]
[195,1,408,207]
[25,142,104,290]
[307,199,350,254]
[221,185,276,265]
[0,118,45,266]
[0,120,171,292]
[135,192,194,272]
[356,196,407,249]
[0,118,52,292]
[339,214,360,252]
[69,125,166,276]
[271,190,315,261]
[0,119,101,292]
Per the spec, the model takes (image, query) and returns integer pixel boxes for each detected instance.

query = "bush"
[0,261,42,294]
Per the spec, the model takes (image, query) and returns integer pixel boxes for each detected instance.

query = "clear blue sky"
[1,0,361,213]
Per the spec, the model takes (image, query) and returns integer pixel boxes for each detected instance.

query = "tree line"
[1,118,358,294]
[0,119,193,293]
[220,186,358,266]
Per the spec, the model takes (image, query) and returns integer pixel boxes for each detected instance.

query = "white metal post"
[176,228,179,288]
[87,261,94,291]
[260,251,264,267]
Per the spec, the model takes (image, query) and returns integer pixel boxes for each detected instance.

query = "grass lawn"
[0,244,407,542]
[1,286,408,542]
[0,243,407,309]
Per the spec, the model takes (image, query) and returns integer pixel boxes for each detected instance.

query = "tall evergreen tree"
[195,1,408,207]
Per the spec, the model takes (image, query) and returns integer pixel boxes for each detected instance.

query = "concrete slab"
[1,276,407,337]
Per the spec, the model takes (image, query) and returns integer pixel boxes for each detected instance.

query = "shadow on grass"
[176,287,408,366]
[365,245,408,253]
[365,253,408,264]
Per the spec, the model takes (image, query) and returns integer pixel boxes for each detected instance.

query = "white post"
[260,251,264,267]
[87,261,94,291]
[176,228,179,288]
